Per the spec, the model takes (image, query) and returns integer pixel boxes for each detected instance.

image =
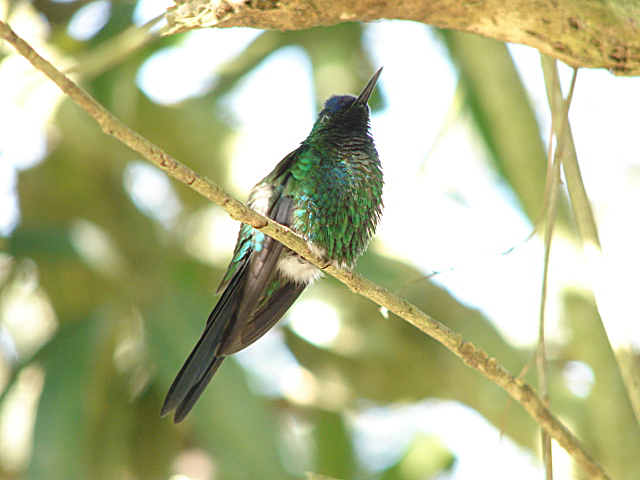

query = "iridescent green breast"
[289,145,383,266]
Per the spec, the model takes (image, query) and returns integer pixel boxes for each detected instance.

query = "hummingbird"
[161,67,384,423]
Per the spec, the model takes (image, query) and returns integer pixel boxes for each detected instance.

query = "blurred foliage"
[440,31,561,224]
[1,2,639,480]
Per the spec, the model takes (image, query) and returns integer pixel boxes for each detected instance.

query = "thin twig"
[540,56,640,428]
[537,63,578,480]
[0,20,612,480]
[538,95,559,480]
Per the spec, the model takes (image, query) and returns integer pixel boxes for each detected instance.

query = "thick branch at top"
[161,0,640,76]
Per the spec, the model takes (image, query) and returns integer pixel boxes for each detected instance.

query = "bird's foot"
[316,257,331,270]
[305,242,330,269]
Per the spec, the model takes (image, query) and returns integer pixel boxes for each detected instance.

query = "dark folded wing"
[162,192,303,422]
[219,195,300,354]
[221,280,306,355]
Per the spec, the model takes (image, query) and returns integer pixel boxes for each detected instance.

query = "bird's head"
[310,67,382,135]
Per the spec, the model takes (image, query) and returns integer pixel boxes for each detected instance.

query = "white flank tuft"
[248,184,273,215]
[277,254,322,284]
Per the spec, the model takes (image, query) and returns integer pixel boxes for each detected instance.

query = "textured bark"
[161,0,640,76]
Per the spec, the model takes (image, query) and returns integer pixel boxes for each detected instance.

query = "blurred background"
[1,0,640,479]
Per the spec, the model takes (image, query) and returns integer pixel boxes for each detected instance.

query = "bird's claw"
[311,254,331,270]
[318,259,331,270]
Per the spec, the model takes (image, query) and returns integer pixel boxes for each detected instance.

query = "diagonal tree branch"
[0,19,612,480]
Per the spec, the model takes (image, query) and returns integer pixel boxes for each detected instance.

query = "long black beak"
[354,67,383,106]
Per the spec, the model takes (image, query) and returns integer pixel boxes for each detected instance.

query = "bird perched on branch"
[162,67,384,423]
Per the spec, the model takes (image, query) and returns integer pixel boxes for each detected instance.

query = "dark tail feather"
[172,356,225,423]
[160,320,228,420]
[161,260,248,420]
[160,303,234,418]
